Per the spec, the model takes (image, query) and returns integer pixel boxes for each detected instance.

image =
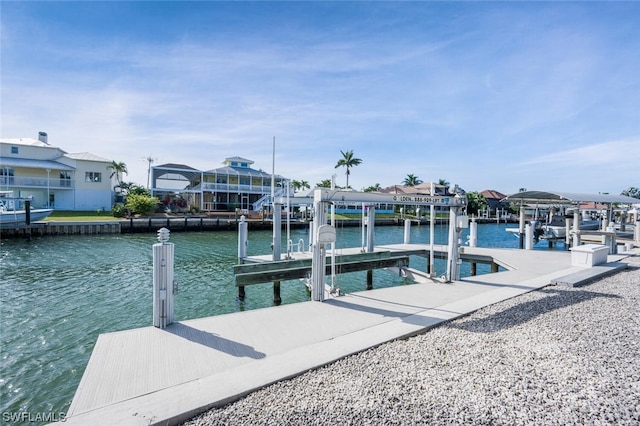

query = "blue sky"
[2,1,638,194]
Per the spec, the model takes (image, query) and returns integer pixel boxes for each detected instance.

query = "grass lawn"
[45,211,120,222]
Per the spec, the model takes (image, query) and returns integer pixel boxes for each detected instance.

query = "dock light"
[157,227,171,243]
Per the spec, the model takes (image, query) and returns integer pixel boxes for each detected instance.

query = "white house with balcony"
[0,132,113,211]
[151,156,291,213]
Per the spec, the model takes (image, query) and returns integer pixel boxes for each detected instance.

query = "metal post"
[366,205,376,290]
[525,223,533,250]
[238,216,248,259]
[446,207,460,282]
[518,202,525,249]
[311,198,328,301]
[311,240,325,301]
[272,202,282,261]
[430,182,435,277]
[286,180,291,258]
[330,175,336,292]
[272,202,282,304]
[404,219,411,244]
[312,223,335,302]
[366,205,376,253]
[153,228,175,328]
[469,219,477,247]
[237,217,248,300]
[573,209,580,247]
[361,203,366,251]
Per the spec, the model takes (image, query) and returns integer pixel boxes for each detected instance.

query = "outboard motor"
[529,220,544,244]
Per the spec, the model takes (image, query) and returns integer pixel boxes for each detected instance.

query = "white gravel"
[183,255,640,426]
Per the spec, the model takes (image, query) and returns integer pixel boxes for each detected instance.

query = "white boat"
[0,192,53,229]
[506,212,601,244]
[541,212,600,240]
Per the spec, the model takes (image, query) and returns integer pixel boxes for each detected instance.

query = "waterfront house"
[0,132,113,210]
[151,157,291,213]
[480,189,508,218]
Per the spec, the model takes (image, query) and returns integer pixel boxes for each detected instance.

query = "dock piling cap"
[317,224,336,244]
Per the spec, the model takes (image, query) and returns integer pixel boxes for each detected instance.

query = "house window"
[60,171,72,187]
[85,172,102,183]
[11,146,19,154]
[1,168,15,185]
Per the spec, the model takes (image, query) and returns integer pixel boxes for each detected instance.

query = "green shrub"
[126,194,159,216]
[111,203,128,218]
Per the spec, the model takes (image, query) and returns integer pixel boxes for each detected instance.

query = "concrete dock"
[58,245,632,426]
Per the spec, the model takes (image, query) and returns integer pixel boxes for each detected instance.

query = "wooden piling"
[470,262,477,276]
[273,281,281,305]
[366,270,373,290]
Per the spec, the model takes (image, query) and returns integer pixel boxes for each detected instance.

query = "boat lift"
[503,190,640,250]
[271,188,468,302]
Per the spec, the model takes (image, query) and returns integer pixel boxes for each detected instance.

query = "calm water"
[0,221,543,421]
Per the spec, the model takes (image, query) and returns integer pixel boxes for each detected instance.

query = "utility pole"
[145,155,156,190]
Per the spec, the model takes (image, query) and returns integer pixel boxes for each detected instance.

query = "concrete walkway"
[57,246,632,426]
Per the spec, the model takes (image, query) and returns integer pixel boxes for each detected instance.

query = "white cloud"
[520,139,640,168]
[2,2,639,195]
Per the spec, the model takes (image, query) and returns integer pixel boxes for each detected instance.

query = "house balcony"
[196,182,279,194]
[0,176,75,189]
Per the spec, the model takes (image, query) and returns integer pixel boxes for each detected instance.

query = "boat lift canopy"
[277,189,467,207]
[504,190,639,205]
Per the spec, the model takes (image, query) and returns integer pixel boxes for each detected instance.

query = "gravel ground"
[183,255,640,426]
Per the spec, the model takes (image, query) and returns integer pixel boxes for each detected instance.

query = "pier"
[55,188,638,425]
[57,245,632,426]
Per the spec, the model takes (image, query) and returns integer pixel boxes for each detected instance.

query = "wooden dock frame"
[235,251,411,296]
[234,243,507,301]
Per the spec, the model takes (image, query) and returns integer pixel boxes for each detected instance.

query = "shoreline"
[182,255,640,425]
[0,216,519,238]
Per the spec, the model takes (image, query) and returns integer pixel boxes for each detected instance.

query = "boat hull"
[0,209,53,228]
[542,220,600,240]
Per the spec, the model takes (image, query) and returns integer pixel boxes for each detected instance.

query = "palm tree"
[621,187,640,199]
[438,178,450,187]
[403,174,423,187]
[291,180,310,192]
[108,161,128,190]
[466,191,488,216]
[335,150,362,189]
[363,183,382,192]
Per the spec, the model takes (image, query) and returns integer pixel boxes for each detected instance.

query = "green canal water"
[1,222,539,422]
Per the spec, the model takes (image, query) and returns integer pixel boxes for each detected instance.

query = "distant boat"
[506,209,601,244]
[541,211,600,240]
[0,192,53,229]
